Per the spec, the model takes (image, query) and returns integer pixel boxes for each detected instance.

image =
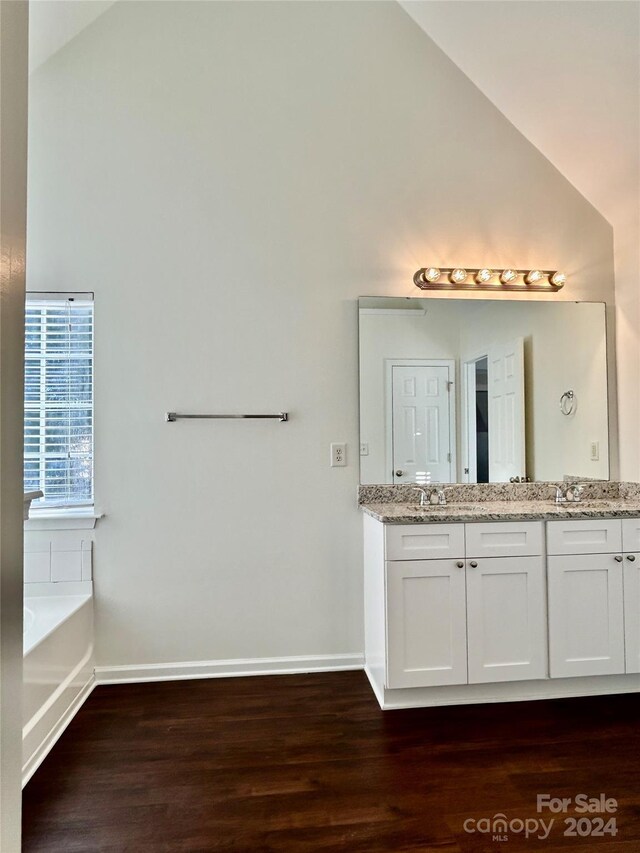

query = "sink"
[553,500,615,509]
[409,503,483,512]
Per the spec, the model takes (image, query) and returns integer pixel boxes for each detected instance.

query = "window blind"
[24,295,94,509]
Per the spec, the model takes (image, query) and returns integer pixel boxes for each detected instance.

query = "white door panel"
[487,338,525,482]
[390,362,454,484]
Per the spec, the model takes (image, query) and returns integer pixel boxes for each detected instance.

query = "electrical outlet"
[360,442,369,456]
[330,443,347,467]
[590,441,600,462]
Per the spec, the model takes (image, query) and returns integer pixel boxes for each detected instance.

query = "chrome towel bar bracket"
[165,412,288,423]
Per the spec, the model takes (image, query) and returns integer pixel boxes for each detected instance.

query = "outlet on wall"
[330,443,347,467]
[590,441,600,461]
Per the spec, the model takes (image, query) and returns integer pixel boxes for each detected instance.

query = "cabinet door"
[386,559,467,688]
[548,554,625,678]
[623,552,640,673]
[466,556,546,684]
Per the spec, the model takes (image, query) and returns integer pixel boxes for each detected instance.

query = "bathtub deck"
[21,671,640,851]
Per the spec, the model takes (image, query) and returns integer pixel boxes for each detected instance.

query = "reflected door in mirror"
[390,361,454,484]
[488,338,526,482]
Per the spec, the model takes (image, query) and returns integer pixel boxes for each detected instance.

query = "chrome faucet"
[414,486,446,506]
[414,488,428,507]
[555,483,584,504]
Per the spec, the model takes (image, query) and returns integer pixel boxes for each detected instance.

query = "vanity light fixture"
[550,271,567,287]
[475,268,493,284]
[414,266,567,293]
[423,267,441,283]
[525,269,544,285]
[500,268,518,284]
[449,268,468,284]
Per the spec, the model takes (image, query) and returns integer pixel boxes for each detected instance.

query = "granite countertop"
[361,499,640,524]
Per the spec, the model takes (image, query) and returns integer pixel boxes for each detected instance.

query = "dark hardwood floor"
[22,672,640,852]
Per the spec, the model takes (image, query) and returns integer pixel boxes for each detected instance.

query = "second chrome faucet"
[555,483,584,504]
[414,486,447,507]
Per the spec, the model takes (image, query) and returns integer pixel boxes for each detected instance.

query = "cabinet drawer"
[622,518,640,553]
[547,519,622,556]
[465,521,543,558]
[385,524,464,561]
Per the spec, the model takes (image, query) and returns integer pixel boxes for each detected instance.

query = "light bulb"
[550,271,566,287]
[449,268,468,284]
[475,269,492,284]
[525,270,544,285]
[422,267,441,283]
[500,269,518,284]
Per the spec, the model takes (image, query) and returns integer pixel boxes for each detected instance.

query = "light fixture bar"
[414,267,566,292]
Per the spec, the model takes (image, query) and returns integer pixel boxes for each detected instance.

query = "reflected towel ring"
[560,390,576,416]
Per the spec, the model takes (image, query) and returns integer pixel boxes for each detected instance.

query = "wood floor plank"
[22,673,640,851]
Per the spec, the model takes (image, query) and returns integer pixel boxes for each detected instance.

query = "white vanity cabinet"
[364,512,640,710]
[381,520,546,690]
[547,518,640,678]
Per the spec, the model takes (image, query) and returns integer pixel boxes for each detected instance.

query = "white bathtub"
[23,593,94,786]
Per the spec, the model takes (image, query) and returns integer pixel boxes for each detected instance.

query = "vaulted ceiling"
[29,0,115,73]
[399,1,640,236]
[30,1,639,239]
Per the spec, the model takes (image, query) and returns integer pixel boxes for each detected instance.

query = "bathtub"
[23,593,94,786]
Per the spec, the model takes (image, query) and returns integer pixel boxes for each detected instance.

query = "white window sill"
[25,508,104,531]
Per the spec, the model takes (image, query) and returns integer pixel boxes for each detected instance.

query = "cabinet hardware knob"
[469,561,478,568]
[627,554,636,562]
[456,561,464,568]
[395,470,404,477]
[615,555,623,562]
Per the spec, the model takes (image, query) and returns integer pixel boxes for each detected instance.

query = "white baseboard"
[364,668,640,711]
[22,674,95,788]
[95,653,365,685]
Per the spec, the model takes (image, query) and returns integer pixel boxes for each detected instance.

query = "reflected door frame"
[462,340,526,483]
[385,359,456,484]
[462,353,486,484]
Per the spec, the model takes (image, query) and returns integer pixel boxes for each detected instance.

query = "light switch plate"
[330,443,347,467]
[360,442,369,456]
[590,441,600,461]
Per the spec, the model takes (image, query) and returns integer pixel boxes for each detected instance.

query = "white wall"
[0,1,28,848]
[26,1,615,670]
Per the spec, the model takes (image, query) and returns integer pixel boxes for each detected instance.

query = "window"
[24,293,94,510]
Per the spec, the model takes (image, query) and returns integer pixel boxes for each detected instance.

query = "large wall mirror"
[359,297,610,485]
